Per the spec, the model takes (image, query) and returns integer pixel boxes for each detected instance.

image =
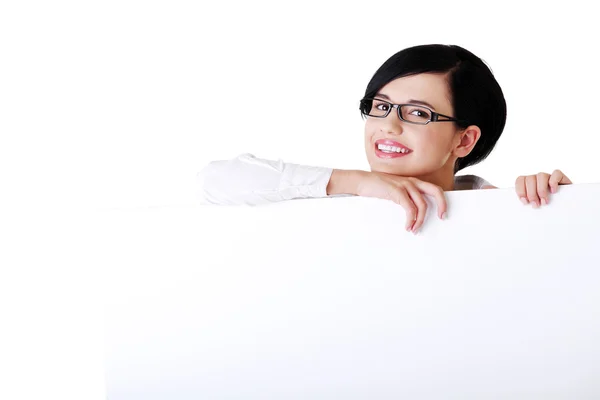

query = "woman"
[198,44,572,233]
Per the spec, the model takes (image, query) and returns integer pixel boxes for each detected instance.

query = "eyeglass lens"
[361,98,431,124]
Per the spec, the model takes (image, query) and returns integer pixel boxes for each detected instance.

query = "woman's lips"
[374,139,412,159]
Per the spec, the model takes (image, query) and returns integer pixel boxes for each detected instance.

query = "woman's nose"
[379,111,403,135]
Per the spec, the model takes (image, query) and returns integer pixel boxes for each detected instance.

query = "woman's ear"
[453,125,481,158]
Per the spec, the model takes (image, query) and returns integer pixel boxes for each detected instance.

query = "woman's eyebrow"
[375,92,437,110]
[407,99,437,110]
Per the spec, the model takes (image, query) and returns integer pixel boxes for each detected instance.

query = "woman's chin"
[366,153,425,176]
[369,161,432,177]
[370,164,411,175]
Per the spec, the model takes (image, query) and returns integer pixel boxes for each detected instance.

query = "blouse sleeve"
[197,153,336,205]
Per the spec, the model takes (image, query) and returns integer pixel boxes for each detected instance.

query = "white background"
[4,1,600,211]
[2,1,600,399]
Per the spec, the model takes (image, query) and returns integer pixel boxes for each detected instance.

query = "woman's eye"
[376,103,390,111]
[410,109,430,119]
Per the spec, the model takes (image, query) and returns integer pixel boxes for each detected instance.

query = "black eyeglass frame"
[359,97,463,125]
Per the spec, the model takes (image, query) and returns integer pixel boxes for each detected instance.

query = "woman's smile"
[374,138,412,159]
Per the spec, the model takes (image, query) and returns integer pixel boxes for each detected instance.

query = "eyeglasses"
[359,97,462,125]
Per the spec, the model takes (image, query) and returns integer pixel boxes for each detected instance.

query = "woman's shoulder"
[454,174,495,190]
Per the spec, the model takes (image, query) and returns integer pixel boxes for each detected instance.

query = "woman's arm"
[326,169,364,196]
[197,153,341,205]
[198,155,450,233]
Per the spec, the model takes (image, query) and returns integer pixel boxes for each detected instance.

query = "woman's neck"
[416,164,456,191]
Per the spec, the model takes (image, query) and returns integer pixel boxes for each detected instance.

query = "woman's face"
[364,73,466,178]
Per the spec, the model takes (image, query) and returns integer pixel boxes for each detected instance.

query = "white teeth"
[377,144,408,153]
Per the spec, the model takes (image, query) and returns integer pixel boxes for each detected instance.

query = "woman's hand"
[328,170,447,233]
[515,170,572,207]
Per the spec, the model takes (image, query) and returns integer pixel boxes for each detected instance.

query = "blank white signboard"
[103,184,600,399]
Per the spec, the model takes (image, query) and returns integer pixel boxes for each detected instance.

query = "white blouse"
[197,153,492,206]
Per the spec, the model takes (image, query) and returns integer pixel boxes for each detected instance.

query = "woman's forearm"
[326,169,365,196]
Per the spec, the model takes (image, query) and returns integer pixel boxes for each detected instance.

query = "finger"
[405,185,427,233]
[414,180,447,219]
[525,175,540,207]
[515,176,528,205]
[536,173,551,205]
[548,169,572,193]
[389,188,418,232]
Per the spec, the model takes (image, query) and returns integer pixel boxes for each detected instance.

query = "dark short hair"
[362,44,507,172]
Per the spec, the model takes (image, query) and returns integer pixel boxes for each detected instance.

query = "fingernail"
[541,198,548,206]
[440,212,446,220]
[520,197,529,205]
[532,201,539,208]
[551,186,557,194]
